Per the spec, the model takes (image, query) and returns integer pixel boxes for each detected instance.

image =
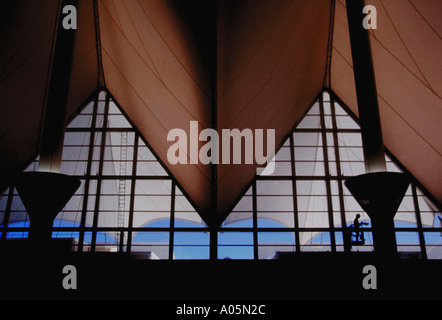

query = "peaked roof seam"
[218,0,294,100]
[323,0,336,88]
[135,0,211,100]
[222,4,324,129]
[100,2,210,123]
[93,0,106,88]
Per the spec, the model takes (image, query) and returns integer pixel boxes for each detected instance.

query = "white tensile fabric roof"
[0,0,440,226]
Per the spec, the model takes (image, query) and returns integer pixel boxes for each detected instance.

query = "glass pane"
[296,180,327,195]
[275,146,291,161]
[297,196,328,211]
[223,217,253,228]
[299,232,331,252]
[257,196,294,212]
[297,115,321,129]
[396,232,421,256]
[268,161,292,176]
[322,91,330,102]
[218,232,254,260]
[334,101,348,115]
[337,133,363,147]
[257,213,294,228]
[107,115,131,128]
[0,188,9,211]
[80,101,94,114]
[293,132,322,146]
[308,102,320,115]
[137,161,168,176]
[295,161,325,176]
[174,246,210,260]
[257,180,292,195]
[134,195,171,212]
[324,115,333,129]
[258,232,296,259]
[336,116,359,129]
[340,161,365,176]
[294,147,323,161]
[133,213,171,228]
[64,132,91,146]
[135,180,171,195]
[67,115,93,128]
[173,232,210,259]
[62,146,90,161]
[339,146,364,161]
[61,161,88,175]
[424,232,442,259]
[131,232,169,259]
[6,231,29,239]
[298,212,329,228]
[230,193,252,212]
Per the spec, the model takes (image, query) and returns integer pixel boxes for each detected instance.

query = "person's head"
[356,214,360,219]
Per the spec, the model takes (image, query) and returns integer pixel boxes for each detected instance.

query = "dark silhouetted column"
[16,1,80,248]
[345,0,409,259]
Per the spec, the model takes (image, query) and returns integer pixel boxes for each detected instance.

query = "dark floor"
[1,241,441,301]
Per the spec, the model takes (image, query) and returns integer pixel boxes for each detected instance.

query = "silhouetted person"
[353,214,368,242]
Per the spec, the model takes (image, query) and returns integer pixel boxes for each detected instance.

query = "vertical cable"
[323,0,336,89]
[93,0,106,87]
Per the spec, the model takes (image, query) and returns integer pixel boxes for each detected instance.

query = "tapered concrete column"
[15,172,80,245]
[346,0,385,173]
[345,172,410,258]
[345,0,408,258]
[15,0,80,247]
[38,0,77,172]
[346,0,386,172]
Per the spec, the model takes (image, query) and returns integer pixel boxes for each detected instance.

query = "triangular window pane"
[107,101,132,128]
[297,102,321,129]
[335,102,359,129]
[223,186,253,228]
[174,186,205,228]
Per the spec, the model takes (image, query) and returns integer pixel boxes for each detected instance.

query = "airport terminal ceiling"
[0,0,441,229]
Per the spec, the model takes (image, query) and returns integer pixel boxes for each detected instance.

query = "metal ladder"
[117,131,128,250]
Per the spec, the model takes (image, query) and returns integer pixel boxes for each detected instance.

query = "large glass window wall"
[1,90,441,260]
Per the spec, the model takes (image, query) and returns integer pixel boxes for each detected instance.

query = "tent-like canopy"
[0,0,440,227]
